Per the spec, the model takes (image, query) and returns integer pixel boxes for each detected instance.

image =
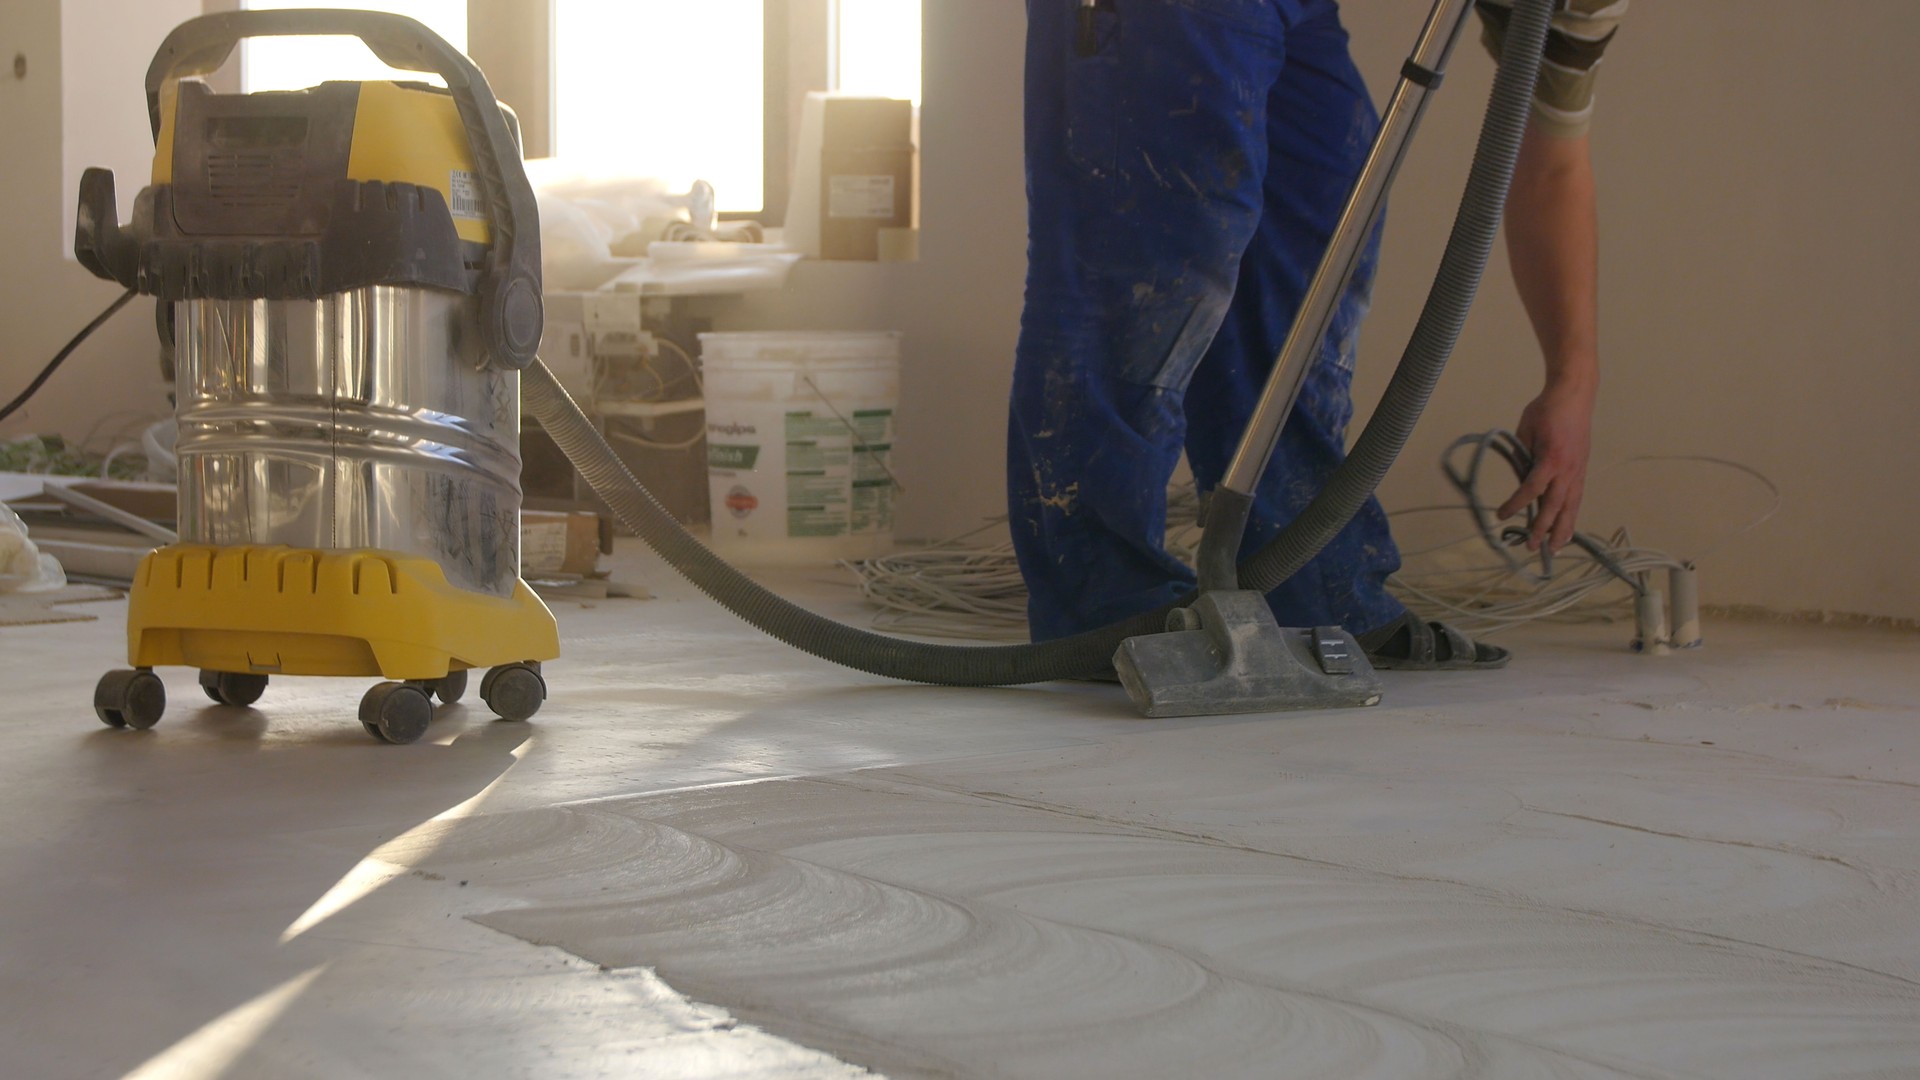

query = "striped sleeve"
[1475,0,1628,138]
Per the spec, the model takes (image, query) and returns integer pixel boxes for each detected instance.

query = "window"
[240,0,468,93]
[834,0,921,105]
[545,1,920,218]
[550,0,766,214]
[217,1,925,223]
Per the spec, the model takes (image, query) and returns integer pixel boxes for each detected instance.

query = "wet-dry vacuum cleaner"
[77,10,555,742]
[71,1,1555,742]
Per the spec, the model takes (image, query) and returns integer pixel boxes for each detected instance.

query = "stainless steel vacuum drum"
[175,286,522,597]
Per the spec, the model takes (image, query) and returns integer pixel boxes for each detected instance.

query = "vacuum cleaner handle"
[142,9,543,372]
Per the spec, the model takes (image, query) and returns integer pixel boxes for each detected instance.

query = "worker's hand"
[1497,382,1594,553]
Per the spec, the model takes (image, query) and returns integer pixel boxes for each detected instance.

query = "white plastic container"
[700,331,901,566]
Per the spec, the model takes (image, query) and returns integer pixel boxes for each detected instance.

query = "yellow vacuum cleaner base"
[126,545,557,678]
[93,545,560,743]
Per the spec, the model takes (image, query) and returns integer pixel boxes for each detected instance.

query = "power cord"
[0,289,139,426]
[599,336,709,453]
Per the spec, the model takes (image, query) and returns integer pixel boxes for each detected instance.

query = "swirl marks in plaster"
[397,776,1920,1078]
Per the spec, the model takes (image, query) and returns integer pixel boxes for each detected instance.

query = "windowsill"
[765,225,920,265]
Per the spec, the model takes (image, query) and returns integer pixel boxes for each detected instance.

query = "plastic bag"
[526,160,744,290]
[0,502,67,594]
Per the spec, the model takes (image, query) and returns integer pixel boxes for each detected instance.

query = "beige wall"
[0,0,194,449]
[1345,1,1920,621]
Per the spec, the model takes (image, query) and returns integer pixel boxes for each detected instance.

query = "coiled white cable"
[1388,439,1780,637]
[845,484,1205,642]
[844,444,1778,643]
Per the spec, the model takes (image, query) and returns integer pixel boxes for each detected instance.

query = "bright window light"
[552,0,765,214]
[240,1,468,93]
[836,0,922,105]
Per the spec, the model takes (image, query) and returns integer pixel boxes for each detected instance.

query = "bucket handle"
[800,374,905,496]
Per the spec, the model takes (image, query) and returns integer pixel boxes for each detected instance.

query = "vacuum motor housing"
[81,77,502,301]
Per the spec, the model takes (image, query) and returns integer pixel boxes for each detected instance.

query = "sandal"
[1359,613,1509,671]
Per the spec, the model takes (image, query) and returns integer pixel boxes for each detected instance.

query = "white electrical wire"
[1388,521,1683,635]
[141,418,178,481]
[598,335,708,453]
[842,519,1029,640]
[1387,449,1781,637]
[99,442,144,478]
[843,446,1780,643]
[1601,454,1780,559]
[74,410,164,458]
[843,484,1205,641]
[609,425,706,453]
[88,418,182,481]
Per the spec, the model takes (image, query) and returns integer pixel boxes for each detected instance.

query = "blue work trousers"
[1009,0,1407,641]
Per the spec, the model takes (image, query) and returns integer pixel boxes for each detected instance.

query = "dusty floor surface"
[2,543,1917,1078]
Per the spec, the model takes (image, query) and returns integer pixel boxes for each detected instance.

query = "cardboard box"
[819,96,915,261]
[521,510,611,577]
[787,94,917,262]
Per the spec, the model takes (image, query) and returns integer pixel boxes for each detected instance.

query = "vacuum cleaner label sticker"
[449,170,484,219]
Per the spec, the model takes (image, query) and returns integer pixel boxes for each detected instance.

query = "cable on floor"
[842,484,1204,642]
[843,437,1779,647]
[1388,431,1780,639]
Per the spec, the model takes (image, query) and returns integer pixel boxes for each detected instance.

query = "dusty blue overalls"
[1009,0,1407,641]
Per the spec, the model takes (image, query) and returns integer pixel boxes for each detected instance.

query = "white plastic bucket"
[700,331,901,566]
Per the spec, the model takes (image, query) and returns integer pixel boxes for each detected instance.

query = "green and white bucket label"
[708,444,762,471]
[782,409,893,538]
[704,374,898,560]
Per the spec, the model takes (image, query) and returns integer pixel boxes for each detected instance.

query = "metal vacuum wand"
[1116,0,1487,718]
[1198,0,1478,592]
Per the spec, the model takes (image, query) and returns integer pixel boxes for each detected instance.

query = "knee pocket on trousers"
[1115,284,1234,390]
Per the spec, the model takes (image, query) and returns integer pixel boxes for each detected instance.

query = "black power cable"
[0,288,140,427]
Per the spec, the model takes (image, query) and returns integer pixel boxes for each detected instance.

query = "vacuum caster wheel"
[480,662,546,722]
[433,669,468,704]
[403,670,465,704]
[95,669,166,730]
[359,681,433,745]
[200,670,269,707]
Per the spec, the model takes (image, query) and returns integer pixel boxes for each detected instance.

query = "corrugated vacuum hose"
[524,362,1163,684]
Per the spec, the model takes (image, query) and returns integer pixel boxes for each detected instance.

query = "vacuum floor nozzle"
[1114,591,1384,719]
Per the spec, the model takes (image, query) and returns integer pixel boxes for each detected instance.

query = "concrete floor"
[3,544,1918,1078]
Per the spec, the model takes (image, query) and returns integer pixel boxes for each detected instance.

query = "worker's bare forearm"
[1504,124,1600,397]
[1494,121,1601,552]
